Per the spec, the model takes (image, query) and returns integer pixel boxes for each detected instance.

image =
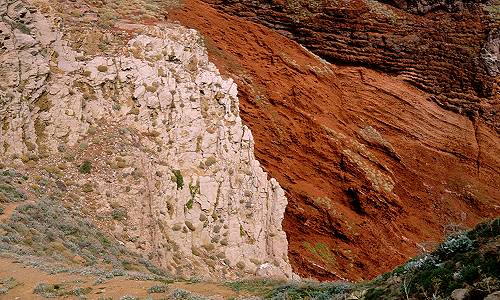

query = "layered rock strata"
[201,0,499,128]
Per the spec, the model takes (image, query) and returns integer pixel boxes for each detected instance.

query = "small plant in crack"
[172,170,184,190]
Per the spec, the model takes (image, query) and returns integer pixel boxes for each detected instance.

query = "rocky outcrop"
[384,0,488,14]
[0,0,292,279]
[199,0,499,129]
[171,0,500,281]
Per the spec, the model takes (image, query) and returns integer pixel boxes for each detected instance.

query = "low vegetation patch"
[78,160,92,174]
[169,288,208,300]
[361,218,500,300]
[225,279,350,299]
[111,207,128,221]
[147,284,169,294]
[172,170,184,190]
[0,170,26,203]
[0,195,170,279]
[33,282,92,298]
[0,277,18,294]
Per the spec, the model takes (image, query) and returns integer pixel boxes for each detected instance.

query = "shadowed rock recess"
[0,0,292,279]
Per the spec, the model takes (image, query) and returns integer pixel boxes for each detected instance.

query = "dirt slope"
[170,0,500,281]
[0,257,237,299]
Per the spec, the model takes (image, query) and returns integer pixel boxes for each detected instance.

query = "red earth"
[169,0,500,281]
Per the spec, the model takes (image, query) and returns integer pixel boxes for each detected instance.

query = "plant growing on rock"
[111,207,128,221]
[172,170,184,190]
[186,180,200,209]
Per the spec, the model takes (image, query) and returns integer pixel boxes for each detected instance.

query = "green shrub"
[460,265,479,283]
[467,218,500,240]
[0,277,18,294]
[185,181,200,209]
[33,283,60,298]
[267,281,351,300]
[78,160,92,174]
[0,179,26,203]
[365,287,386,300]
[111,207,127,221]
[189,181,200,199]
[169,288,208,300]
[147,284,169,293]
[185,198,193,209]
[33,283,91,298]
[82,182,94,193]
[172,170,183,190]
[436,233,473,259]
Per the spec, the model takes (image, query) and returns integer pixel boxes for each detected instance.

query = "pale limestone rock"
[450,288,469,300]
[0,0,293,280]
[484,291,500,300]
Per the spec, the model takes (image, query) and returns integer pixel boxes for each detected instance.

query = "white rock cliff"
[0,0,292,279]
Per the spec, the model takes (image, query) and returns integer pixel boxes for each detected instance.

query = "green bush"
[436,233,473,259]
[185,198,193,209]
[33,283,91,298]
[78,160,92,174]
[169,288,208,300]
[172,170,184,190]
[111,207,127,221]
[460,265,479,282]
[0,178,26,203]
[147,284,169,293]
[268,281,351,300]
[0,277,17,294]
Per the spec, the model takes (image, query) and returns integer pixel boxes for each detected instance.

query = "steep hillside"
[199,0,500,128]
[170,0,500,281]
[0,0,498,287]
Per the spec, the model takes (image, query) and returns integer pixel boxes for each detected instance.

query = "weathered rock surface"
[0,0,292,279]
[171,0,500,281]
[200,0,499,129]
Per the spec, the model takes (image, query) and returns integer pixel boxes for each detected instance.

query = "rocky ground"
[0,0,292,280]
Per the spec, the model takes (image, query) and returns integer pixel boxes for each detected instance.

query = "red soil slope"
[170,0,500,281]
[201,0,500,129]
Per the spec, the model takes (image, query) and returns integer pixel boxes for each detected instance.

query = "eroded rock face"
[384,0,487,14]
[0,0,292,279]
[170,0,500,281]
[200,0,499,128]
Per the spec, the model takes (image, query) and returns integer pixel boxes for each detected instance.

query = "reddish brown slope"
[200,0,500,129]
[170,0,500,281]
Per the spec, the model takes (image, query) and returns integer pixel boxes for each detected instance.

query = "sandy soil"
[0,258,237,299]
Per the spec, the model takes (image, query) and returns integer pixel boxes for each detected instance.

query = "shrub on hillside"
[0,197,164,277]
[78,160,92,174]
